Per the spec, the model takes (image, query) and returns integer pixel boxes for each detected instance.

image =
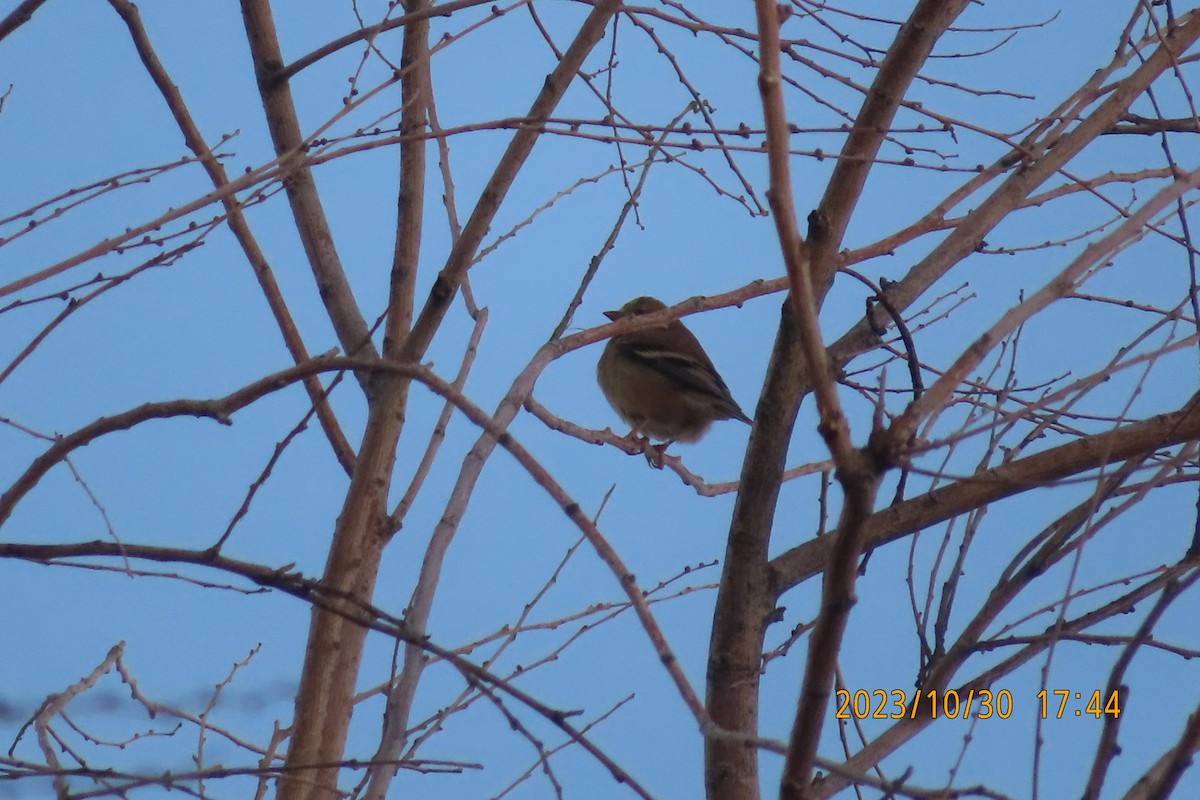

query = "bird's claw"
[642,439,673,470]
[617,430,672,470]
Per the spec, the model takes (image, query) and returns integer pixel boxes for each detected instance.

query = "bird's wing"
[615,336,750,421]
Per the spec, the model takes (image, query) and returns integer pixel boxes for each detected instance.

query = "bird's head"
[604,296,668,321]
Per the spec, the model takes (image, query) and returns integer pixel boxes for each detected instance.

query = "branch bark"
[271,0,432,791]
[825,10,1200,374]
[352,10,623,790]
[268,3,619,797]
[360,0,431,795]
[240,0,379,393]
[398,0,620,367]
[770,392,1200,594]
[0,0,48,42]
[706,3,968,798]
[108,0,356,475]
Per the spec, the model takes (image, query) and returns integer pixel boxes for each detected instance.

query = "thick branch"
[0,0,49,42]
[807,0,972,294]
[273,5,618,797]
[360,2,432,796]
[398,0,620,366]
[240,0,378,390]
[705,302,807,800]
[706,3,968,798]
[771,392,1200,594]
[755,6,887,794]
[1124,702,1200,800]
[893,165,1200,443]
[826,10,1200,372]
[1111,112,1200,135]
[275,0,432,794]
[754,0,851,467]
[108,0,356,475]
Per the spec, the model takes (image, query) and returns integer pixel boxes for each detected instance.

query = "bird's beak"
[603,310,620,321]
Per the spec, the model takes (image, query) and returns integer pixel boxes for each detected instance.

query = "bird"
[596,296,751,460]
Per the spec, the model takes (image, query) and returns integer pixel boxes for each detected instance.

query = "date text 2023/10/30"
[834,688,1122,721]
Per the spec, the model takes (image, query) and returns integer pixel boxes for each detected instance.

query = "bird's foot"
[619,431,672,470]
[642,440,673,470]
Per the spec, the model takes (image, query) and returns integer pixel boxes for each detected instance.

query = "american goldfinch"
[596,296,751,447]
